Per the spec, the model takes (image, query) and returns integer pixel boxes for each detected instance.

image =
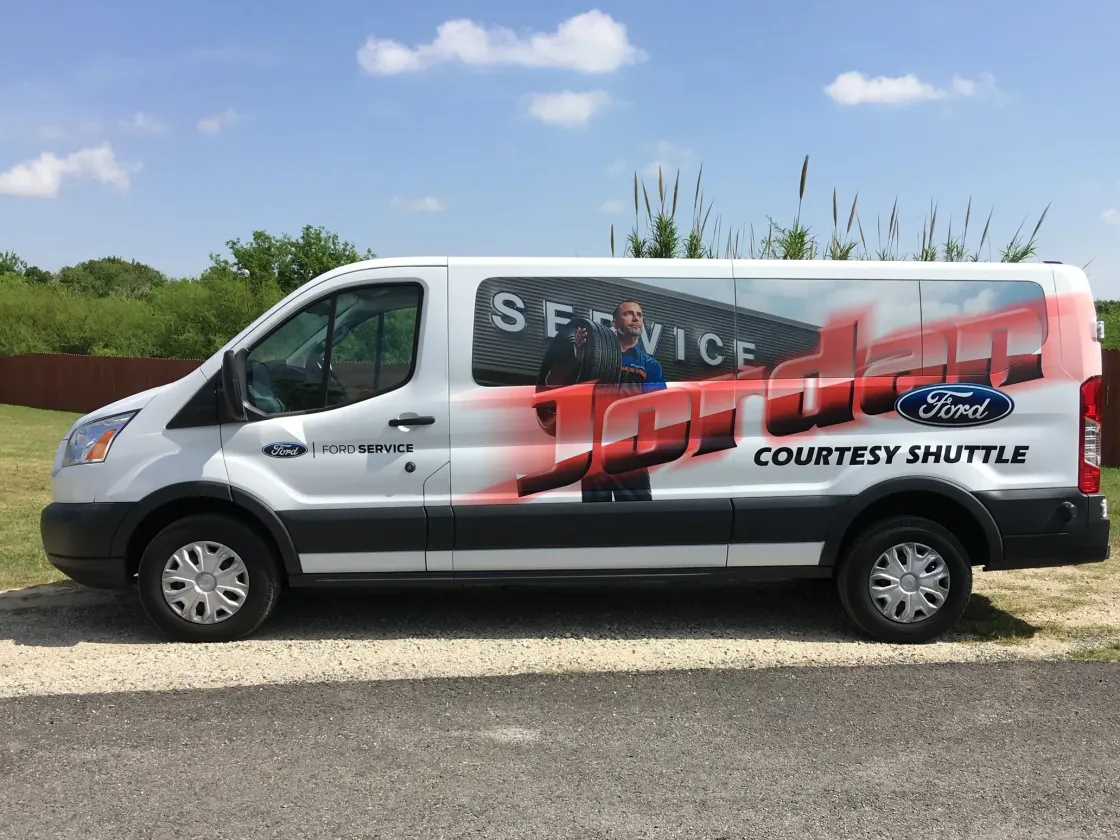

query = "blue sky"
[2,1,1120,296]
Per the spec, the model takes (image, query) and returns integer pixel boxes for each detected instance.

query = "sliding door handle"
[389,415,436,427]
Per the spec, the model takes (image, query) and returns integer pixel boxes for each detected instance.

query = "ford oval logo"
[895,383,1014,427]
[262,441,307,458]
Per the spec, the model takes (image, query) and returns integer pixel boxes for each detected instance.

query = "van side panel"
[726,275,925,498]
[443,258,1101,573]
[919,274,1073,490]
[725,262,1068,497]
[1051,264,1103,384]
[447,258,741,570]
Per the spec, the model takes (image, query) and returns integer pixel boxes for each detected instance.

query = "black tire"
[835,515,973,644]
[136,513,283,643]
[534,317,622,436]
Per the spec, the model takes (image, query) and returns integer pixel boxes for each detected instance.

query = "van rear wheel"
[836,515,972,644]
[136,513,283,643]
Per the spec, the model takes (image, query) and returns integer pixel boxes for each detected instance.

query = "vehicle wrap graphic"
[454,274,1087,504]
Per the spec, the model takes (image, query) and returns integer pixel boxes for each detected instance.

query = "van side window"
[327,286,421,407]
[470,275,737,387]
[919,280,1047,386]
[244,282,423,416]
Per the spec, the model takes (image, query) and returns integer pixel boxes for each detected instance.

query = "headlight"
[62,411,137,467]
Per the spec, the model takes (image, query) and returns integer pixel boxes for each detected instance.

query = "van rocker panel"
[451,499,733,551]
[277,506,428,554]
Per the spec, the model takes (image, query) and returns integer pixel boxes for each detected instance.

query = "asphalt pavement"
[2,660,1118,839]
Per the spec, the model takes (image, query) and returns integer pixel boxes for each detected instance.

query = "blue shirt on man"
[620,344,666,392]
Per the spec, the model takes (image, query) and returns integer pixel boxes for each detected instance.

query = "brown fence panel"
[1103,350,1120,468]
[0,354,203,414]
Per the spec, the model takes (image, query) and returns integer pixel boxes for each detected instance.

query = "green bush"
[0,225,367,360]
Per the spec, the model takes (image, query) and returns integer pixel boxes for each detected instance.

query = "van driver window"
[243,283,422,415]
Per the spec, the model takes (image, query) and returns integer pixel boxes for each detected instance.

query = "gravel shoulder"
[3,572,1119,698]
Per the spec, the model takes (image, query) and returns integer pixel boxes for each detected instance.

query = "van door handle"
[389,415,436,427]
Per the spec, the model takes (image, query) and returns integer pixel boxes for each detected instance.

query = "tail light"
[1080,375,1102,493]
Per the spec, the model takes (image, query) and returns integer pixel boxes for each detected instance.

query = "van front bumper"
[978,489,1111,571]
[40,502,135,589]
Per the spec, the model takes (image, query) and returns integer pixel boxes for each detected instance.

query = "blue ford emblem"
[262,441,307,458]
[895,383,1014,427]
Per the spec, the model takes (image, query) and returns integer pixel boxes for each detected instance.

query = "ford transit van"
[39,257,1110,643]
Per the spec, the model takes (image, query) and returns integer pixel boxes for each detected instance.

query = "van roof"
[325,255,1068,271]
[300,257,1093,305]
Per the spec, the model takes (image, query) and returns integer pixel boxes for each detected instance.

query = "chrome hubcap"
[869,542,950,624]
[161,541,249,624]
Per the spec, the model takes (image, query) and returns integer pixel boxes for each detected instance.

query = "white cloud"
[950,76,978,97]
[642,141,693,178]
[197,107,238,134]
[599,199,623,213]
[824,71,997,106]
[528,90,611,126]
[391,195,445,212]
[1102,209,1120,227]
[0,144,136,198]
[357,10,646,76]
[124,111,168,135]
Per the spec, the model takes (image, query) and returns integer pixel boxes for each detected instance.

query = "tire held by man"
[534,318,622,436]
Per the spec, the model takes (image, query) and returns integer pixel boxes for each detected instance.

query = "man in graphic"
[574,299,666,502]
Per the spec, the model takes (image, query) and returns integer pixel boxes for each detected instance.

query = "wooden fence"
[0,354,414,416]
[1102,349,1120,468]
[0,354,204,414]
[6,351,1120,468]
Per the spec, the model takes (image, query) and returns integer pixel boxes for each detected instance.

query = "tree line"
[2,161,1115,359]
[0,225,375,359]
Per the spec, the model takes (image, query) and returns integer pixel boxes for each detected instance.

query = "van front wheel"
[836,515,973,644]
[136,513,283,642]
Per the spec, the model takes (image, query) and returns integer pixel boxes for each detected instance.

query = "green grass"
[1069,644,1120,662]
[0,404,81,589]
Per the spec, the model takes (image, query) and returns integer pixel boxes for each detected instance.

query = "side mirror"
[220,348,249,422]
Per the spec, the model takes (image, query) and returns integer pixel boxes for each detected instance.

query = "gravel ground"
[3,662,1119,839]
[1,578,1110,698]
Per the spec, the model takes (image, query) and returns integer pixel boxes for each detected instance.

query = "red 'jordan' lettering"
[512,301,1048,497]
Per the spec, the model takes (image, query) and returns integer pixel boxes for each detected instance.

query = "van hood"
[64,383,168,438]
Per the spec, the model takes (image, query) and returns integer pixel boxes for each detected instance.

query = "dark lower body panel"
[977,488,1110,571]
[45,555,133,589]
[40,501,135,589]
[38,486,1110,590]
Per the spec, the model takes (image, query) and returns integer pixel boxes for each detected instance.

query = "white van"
[39,257,1110,643]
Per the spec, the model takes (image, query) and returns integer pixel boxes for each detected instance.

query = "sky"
[2,1,1119,295]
